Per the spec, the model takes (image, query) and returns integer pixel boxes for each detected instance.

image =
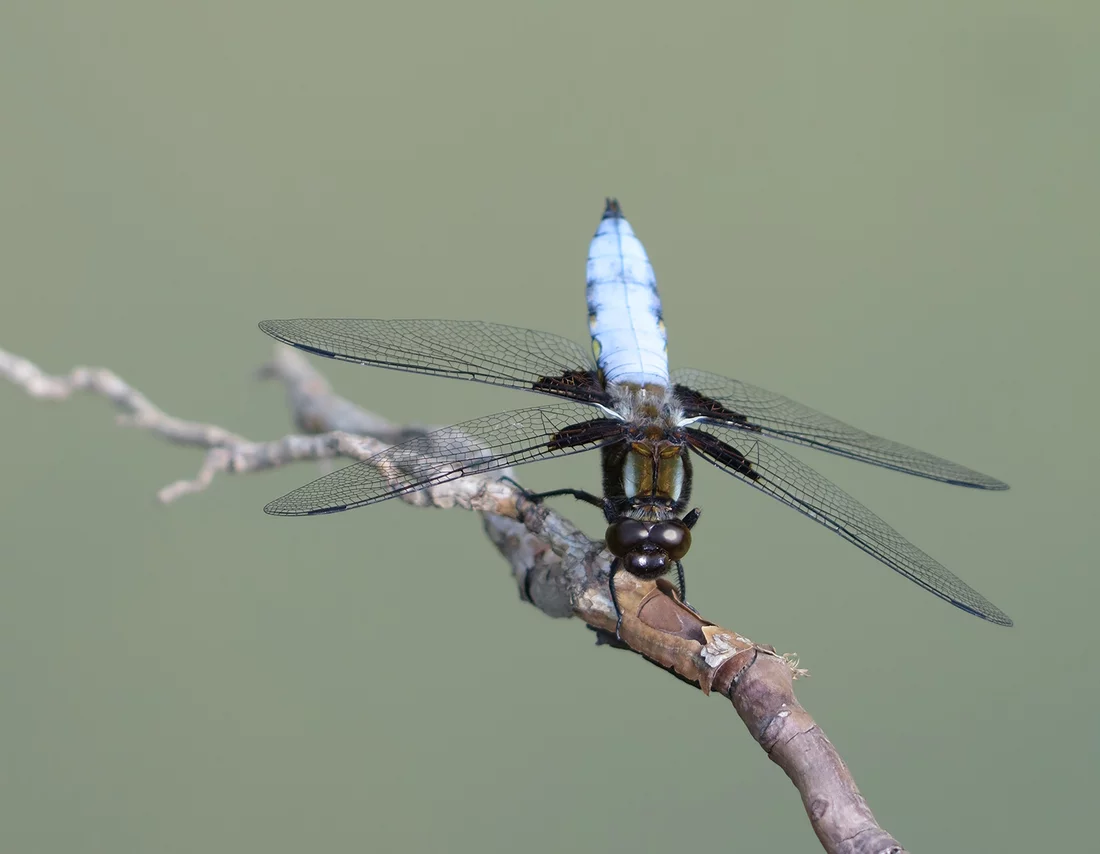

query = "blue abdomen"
[585,199,669,387]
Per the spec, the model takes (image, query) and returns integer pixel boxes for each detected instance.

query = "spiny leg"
[608,557,625,640]
[499,477,604,509]
[676,510,700,614]
[674,560,700,615]
[524,487,605,508]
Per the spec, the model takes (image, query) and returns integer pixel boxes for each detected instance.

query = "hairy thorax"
[606,382,684,431]
[603,382,692,522]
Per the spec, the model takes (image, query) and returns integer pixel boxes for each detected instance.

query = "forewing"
[265,402,620,516]
[260,319,605,403]
[672,368,1008,490]
[686,423,1012,626]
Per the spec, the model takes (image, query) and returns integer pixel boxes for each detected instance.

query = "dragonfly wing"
[265,402,621,516]
[685,423,1012,626]
[260,319,607,404]
[672,368,1008,490]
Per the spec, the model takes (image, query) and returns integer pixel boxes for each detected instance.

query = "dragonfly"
[260,198,1012,633]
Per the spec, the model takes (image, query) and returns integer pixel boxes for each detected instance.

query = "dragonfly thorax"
[606,381,684,428]
[600,382,693,520]
[600,440,694,525]
[623,443,686,505]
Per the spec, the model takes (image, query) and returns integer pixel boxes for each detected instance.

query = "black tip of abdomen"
[603,198,623,219]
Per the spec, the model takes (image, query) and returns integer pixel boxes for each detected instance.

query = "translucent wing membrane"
[686,423,1012,626]
[673,368,1008,490]
[260,319,602,401]
[264,402,618,516]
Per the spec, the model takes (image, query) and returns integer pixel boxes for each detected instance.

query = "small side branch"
[0,346,246,447]
[0,343,906,854]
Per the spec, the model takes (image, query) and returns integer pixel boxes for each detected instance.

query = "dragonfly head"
[605,517,692,580]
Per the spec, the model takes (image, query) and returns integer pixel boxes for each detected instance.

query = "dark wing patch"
[533,369,610,405]
[684,428,759,480]
[686,423,1012,626]
[546,418,623,451]
[264,402,618,516]
[674,384,757,428]
[260,319,604,403]
[673,368,1008,490]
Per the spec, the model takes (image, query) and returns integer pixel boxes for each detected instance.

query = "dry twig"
[1,343,907,854]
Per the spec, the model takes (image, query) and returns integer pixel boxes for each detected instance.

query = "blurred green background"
[1,2,1096,851]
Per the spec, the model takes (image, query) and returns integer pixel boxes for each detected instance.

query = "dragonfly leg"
[675,560,687,602]
[501,476,606,510]
[682,507,702,529]
[674,560,700,615]
[498,475,526,493]
[608,558,625,640]
[503,477,619,529]
[526,487,605,508]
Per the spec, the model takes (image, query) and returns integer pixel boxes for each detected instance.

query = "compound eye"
[649,521,691,560]
[605,519,650,557]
